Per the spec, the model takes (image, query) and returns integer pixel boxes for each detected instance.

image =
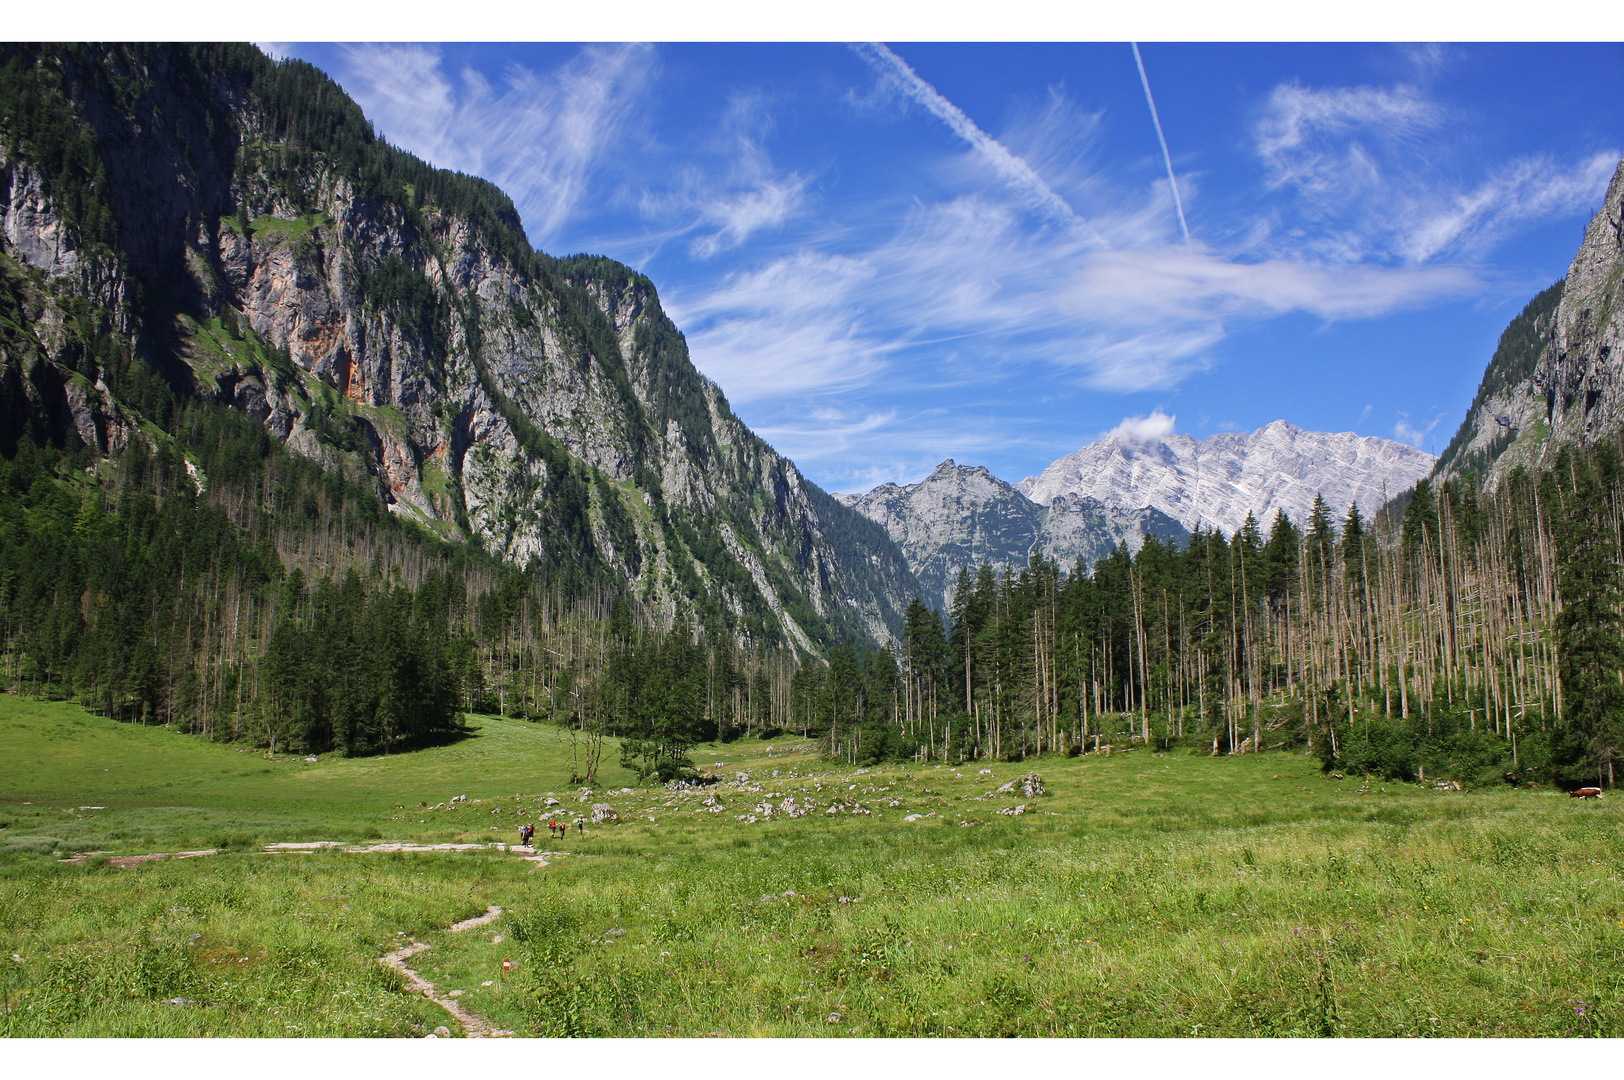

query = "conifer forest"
[5,403,1622,790]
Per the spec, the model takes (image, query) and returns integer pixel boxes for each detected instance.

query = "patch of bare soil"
[60,849,217,867]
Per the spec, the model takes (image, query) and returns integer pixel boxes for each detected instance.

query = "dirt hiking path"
[59,841,565,1037]
[380,903,515,1038]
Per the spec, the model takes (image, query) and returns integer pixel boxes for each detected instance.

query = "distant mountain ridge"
[838,422,1434,610]
[836,460,1188,611]
[1018,420,1435,536]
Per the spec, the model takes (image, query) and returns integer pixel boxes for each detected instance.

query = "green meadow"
[1,697,1621,1037]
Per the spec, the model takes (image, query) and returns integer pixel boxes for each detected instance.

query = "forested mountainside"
[0,43,921,658]
[1437,156,1624,488]
[1432,282,1564,483]
[836,460,1187,611]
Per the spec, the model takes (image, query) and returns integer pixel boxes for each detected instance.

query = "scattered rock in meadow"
[993,772,1046,798]
[591,804,619,825]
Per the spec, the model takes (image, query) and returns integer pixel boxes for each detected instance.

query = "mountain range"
[836,422,1434,611]
[1017,420,1435,536]
[834,461,1188,612]
[2,44,1622,652]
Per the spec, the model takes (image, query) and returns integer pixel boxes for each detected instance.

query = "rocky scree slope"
[1436,156,1624,488]
[0,43,920,651]
[1017,420,1435,537]
[836,460,1187,611]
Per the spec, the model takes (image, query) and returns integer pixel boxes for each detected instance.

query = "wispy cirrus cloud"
[697,55,1612,418]
[756,405,1030,495]
[1254,80,1616,265]
[849,42,1105,243]
[682,95,810,258]
[1394,411,1446,448]
[329,43,654,247]
[674,186,1480,403]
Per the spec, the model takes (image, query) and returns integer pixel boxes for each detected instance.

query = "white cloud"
[1397,151,1620,262]
[684,95,810,258]
[751,408,897,464]
[691,177,807,257]
[676,69,1539,407]
[1253,79,1617,265]
[756,407,1029,493]
[849,43,1106,245]
[677,190,1480,400]
[1393,411,1446,447]
[330,43,654,247]
[1108,411,1177,444]
[1257,82,1441,191]
[671,252,889,403]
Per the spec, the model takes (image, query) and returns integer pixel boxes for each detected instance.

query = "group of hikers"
[516,818,582,846]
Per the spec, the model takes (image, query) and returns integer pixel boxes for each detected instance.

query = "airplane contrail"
[851,42,1106,245]
[1131,42,1190,242]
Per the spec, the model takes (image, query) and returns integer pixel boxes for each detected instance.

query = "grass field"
[2,697,1622,1037]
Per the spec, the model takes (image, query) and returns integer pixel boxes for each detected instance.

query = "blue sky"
[271,41,1624,493]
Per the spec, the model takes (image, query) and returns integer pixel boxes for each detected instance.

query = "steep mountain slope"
[0,43,921,651]
[1437,156,1624,488]
[1539,157,1624,458]
[1432,281,1564,484]
[1017,420,1435,536]
[836,460,1187,610]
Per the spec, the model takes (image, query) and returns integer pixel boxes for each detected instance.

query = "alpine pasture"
[1,697,1620,1037]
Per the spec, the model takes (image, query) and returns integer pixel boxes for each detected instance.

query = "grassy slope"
[2,697,1622,1037]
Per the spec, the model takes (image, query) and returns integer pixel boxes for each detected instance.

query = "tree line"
[0,406,797,778]
[802,439,1622,788]
[5,389,1621,789]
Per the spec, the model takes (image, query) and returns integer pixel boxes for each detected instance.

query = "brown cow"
[1571,787,1604,799]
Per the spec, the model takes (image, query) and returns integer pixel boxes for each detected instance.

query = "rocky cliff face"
[0,44,920,651]
[1018,420,1435,536]
[1436,156,1624,488]
[836,460,1187,610]
[1531,157,1624,463]
[1431,282,1563,486]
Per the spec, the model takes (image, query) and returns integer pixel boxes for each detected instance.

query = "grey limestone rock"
[1019,420,1434,536]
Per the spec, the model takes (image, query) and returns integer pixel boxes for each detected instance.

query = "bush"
[1320,710,1554,786]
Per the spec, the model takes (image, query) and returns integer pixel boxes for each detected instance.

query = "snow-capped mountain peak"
[1019,420,1433,536]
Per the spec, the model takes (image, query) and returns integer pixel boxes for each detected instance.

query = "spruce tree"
[1546,448,1624,787]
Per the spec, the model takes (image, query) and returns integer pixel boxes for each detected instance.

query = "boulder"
[591,803,619,825]
[993,772,1046,798]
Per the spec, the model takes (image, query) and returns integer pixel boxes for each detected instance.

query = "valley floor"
[0,697,1620,1037]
